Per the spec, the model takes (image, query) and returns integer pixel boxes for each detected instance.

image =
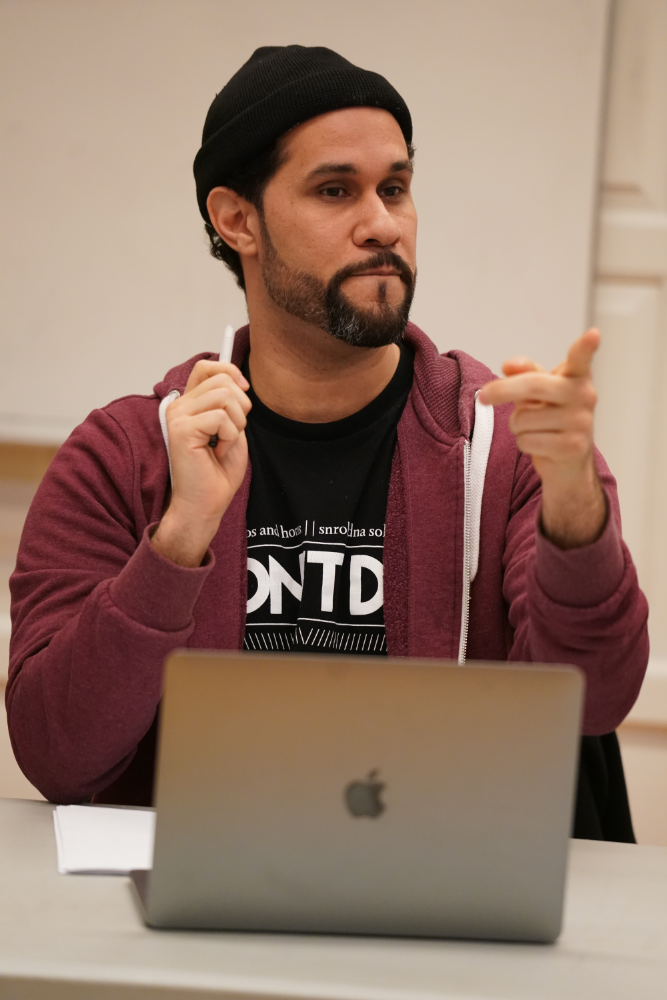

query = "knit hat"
[193,45,412,222]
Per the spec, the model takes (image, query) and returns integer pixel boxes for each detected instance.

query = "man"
[8,47,648,834]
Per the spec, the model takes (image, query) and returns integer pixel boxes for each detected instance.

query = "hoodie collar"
[152,322,494,440]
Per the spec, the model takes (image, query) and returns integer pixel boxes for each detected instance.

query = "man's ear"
[206,187,259,258]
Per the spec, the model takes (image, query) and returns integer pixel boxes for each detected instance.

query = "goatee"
[259,220,416,348]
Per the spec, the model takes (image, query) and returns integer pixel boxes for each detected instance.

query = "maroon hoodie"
[7,324,649,805]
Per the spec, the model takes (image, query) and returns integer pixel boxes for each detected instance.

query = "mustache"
[330,251,415,289]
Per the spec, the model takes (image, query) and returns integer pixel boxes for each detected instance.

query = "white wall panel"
[594,281,662,578]
[595,0,667,845]
[593,2,667,658]
[603,0,667,210]
[0,0,609,442]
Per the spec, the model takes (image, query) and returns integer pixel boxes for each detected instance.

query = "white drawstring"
[469,393,494,585]
[458,392,494,664]
[158,390,180,483]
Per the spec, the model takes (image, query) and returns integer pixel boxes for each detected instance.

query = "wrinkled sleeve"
[6,409,213,803]
[503,449,649,734]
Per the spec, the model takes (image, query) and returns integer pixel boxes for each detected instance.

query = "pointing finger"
[557,328,600,379]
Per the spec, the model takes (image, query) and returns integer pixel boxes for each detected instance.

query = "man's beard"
[258,219,416,348]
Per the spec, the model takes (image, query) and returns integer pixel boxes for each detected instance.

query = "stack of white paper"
[53,805,155,875]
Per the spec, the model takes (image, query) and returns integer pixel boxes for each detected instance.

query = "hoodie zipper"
[458,438,472,665]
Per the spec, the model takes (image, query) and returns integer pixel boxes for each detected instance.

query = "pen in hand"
[209,324,235,449]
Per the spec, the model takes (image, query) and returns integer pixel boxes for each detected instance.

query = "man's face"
[256,107,417,347]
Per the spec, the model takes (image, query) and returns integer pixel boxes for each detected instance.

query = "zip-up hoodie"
[7,324,649,805]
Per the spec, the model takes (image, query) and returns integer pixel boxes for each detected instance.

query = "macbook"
[131,651,583,942]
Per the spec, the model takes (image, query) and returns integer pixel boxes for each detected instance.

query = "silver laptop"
[131,651,583,942]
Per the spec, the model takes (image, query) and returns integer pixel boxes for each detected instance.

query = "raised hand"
[152,359,252,567]
[479,329,606,549]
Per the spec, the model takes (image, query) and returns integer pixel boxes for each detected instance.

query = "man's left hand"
[479,328,606,550]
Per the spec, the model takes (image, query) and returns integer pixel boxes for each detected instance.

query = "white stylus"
[219,323,235,364]
[209,324,236,448]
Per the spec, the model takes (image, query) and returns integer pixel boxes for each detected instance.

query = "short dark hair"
[205,138,415,292]
[205,139,287,291]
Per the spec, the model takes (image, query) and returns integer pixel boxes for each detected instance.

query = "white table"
[1,799,667,1000]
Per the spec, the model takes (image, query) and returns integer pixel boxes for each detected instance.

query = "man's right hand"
[152,359,252,567]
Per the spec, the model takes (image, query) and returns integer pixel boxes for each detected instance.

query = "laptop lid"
[139,652,583,941]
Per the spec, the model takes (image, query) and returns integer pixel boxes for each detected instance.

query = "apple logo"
[344,769,386,818]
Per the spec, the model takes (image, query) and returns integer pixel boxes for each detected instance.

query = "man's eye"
[321,186,346,198]
[383,186,403,198]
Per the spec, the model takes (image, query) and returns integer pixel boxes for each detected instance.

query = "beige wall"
[0,0,609,442]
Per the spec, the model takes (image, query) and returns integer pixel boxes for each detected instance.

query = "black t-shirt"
[243,345,414,656]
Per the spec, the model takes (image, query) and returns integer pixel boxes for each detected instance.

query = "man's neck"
[245,303,401,424]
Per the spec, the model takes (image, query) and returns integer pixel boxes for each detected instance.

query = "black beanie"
[193,45,412,222]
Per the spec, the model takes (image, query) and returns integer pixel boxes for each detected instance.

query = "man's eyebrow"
[306,159,414,180]
[307,163,358,179]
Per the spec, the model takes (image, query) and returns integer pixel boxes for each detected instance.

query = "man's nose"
[352,193,401,248]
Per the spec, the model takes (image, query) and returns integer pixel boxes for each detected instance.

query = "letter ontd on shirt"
[349,554,383,615]
[307,550,344,613]
[269,555,303,614]
[247,558,270,614]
